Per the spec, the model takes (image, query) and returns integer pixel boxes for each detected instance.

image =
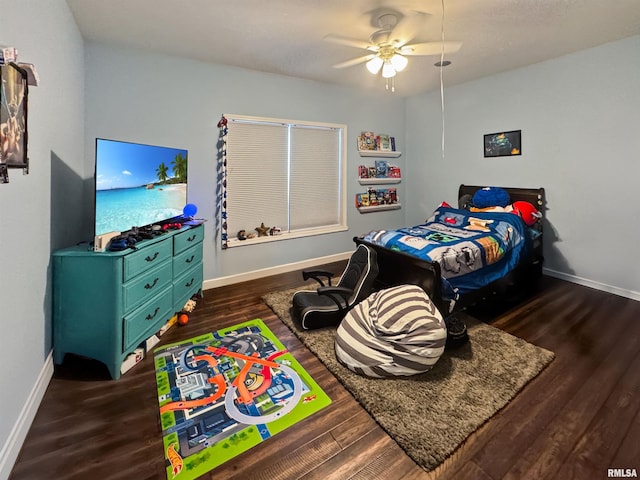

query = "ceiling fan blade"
[389,13,428,47]
[323,34,377,52]
[332,54,377,69]
[400,41,463,56]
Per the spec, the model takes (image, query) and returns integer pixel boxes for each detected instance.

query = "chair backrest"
[337,244,379,306]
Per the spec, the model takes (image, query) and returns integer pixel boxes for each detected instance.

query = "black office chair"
[290,244,379,330]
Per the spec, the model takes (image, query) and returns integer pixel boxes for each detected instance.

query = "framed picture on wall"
[1,62,29,171]
[484,130,521,157]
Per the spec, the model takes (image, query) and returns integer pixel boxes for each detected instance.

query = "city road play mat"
[154,318,331,480]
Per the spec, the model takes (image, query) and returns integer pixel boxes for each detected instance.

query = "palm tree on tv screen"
[171,153,187,182]
[156,162,169,184]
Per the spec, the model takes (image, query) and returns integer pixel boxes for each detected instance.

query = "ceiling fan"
[324,9,462,82]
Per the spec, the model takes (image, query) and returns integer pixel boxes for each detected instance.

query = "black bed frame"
[354,185,546,316]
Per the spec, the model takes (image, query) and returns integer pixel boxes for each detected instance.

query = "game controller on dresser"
[162,222,182,231]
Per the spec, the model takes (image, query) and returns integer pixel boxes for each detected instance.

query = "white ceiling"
[66,0,640,97]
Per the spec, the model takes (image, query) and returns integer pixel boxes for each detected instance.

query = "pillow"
[511,200,541,226]
[472,186,511,209]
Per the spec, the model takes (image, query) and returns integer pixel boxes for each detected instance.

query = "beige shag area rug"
[263,286,554,472]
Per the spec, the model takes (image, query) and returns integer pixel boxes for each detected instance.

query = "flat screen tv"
[94,138,188,237]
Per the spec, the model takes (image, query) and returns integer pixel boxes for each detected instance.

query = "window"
[220,114,347,248]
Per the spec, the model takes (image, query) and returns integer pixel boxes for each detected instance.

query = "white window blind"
[223,114,346,247]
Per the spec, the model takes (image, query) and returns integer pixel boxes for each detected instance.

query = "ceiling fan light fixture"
[381,61,396,78]
[366,56,384,74]
[390,53,408,72]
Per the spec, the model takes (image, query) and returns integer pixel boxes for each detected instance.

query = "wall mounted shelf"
[357,204,402,213]
[358,150,401,158]
[358,177,401,185]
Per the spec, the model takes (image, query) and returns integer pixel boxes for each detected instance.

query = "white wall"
[0,1,84,477]
[83,43,407,282]
[405,35,640,298]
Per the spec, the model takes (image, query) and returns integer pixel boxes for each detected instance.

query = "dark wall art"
[484,130,521,158]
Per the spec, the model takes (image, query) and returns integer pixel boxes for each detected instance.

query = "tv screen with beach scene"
[94,138,188,237]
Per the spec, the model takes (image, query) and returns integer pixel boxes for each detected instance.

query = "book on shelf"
[358,163,401,180]
[390,136,396,151]
[375,160,388,177]
[358,187,398,207]
[358,131,377,150]
[388,165,401,178]
[378,134,392,151]
[355,193,370,208]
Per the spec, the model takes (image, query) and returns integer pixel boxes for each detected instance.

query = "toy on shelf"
[255,222,270,237]
[358,131,377,151]
[357,131,396,153]
[358,163,401,185]
[355,187,400,210]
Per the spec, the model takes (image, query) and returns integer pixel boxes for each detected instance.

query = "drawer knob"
[185,255,195,264]
[144,278,159,289]
[145,252,159,262]
[146,307,160,320]
[185,278,195,287]
[187,235,196,242]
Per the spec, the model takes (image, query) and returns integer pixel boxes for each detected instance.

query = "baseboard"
[0,351,54,480]
[543,267,640,302]
[203,257,640,302]
[203,251,352,290]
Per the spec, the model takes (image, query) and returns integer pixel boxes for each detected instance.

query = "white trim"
[206,262,640,301]
[543,267,640,302]
[203,251,352,289]
[0,351,54,480]
[226,113,345,130]
[225,225,348,248]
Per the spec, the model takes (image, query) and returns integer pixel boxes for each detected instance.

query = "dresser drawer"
[123,260,172,312]
[173,264,203,310]
[123,239,173,281]
[174,226,203,255]
[173,243,203,278]
[123,290,173,351]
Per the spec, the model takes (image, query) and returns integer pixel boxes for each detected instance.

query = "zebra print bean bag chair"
[334,284,447,378]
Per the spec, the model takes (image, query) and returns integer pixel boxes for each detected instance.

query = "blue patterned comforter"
[362,206,532,295]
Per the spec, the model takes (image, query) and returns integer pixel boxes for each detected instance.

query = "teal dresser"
[52,224,204,379]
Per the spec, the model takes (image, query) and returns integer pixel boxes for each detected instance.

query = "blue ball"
[183,203,198,217]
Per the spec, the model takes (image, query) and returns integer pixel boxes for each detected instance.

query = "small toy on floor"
[183,298,197,313]
[178,313,189,326]
[177,298,197,326]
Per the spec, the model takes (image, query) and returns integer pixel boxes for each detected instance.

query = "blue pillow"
[472,187,511,208]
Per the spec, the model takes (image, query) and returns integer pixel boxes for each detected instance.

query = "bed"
[354,185,545,316]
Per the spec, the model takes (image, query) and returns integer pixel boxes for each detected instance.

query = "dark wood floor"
[10,264,640,480]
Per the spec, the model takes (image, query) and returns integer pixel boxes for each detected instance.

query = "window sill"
[225,225,348,248]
